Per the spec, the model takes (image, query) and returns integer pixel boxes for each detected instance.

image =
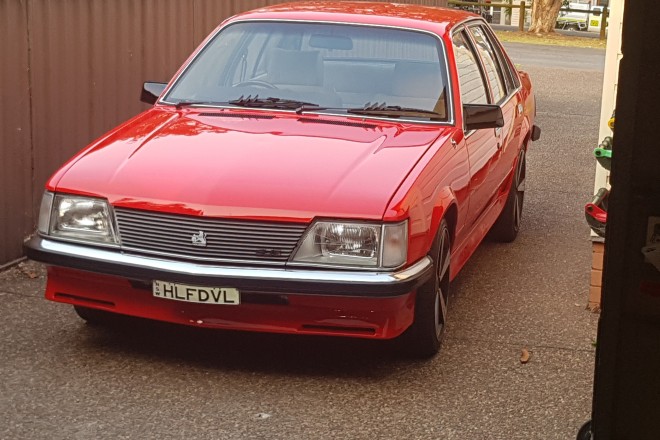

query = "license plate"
[153,281,240,305]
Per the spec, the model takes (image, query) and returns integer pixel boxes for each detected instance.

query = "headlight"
[39,192,118,245]
[292,220,407,269]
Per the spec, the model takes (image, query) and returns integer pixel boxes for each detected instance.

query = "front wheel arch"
[425,187,459,257]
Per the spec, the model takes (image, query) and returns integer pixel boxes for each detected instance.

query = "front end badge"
[191,231,207,247]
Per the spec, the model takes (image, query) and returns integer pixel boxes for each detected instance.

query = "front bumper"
[45,266,417,338]
[24,236,433,297]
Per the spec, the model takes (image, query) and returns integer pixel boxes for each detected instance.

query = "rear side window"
[481,26,520,91]
[452,30,488,105]
[467,25,507,103]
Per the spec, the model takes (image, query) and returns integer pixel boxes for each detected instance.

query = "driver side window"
[452,30,489,105]
[468,25,507,103]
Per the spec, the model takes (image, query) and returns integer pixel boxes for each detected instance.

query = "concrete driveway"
[0,44,604,440]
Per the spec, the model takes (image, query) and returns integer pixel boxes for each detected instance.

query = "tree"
[528,0,564,33]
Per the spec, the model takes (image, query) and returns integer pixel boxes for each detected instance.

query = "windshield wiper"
[173,100,228,109]
[294,104,340,114]
[295,102,446,120]
[228,95,318,111]
[346,102,445,120]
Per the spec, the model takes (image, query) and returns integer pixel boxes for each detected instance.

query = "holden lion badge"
[191,231,208,247]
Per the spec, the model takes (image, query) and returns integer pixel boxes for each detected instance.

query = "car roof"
[229,2,480,36]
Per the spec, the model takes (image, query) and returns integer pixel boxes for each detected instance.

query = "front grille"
[114,208,307,265]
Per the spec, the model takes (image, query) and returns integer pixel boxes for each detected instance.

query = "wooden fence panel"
[0,0,33,266]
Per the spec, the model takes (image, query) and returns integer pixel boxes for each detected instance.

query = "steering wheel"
[235,80,278,89]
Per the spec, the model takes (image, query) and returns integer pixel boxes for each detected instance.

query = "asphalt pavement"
[504,41,606,70]
[0,44,606,440]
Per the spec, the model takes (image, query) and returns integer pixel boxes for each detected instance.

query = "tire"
[488,149,526,243]
[398,219,451,358]
[576,421,592,440]
[73,305,114,325]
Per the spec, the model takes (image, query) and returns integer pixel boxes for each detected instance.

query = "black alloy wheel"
[512,149,526,232]
[399,219,451,358]
[488,148,526,243]
[434,223,451,340]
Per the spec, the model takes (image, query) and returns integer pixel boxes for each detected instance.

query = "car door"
[465,24,519,205]
[451,28,500,228]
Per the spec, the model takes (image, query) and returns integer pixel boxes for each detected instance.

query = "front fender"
[400,185,457,266]
[383,131,467,266]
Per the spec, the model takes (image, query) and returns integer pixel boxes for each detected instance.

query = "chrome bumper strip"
[25,236,433,297]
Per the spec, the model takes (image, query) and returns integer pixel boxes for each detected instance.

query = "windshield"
[164,21,450,121]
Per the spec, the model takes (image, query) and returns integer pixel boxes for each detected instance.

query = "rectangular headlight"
[49,194,118,245]
[292,220,407,269]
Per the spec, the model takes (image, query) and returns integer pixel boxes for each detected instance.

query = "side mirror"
[141,82,167,105]
[463,104,504,130]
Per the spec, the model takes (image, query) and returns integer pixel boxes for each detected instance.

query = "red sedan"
[25,2,539,357]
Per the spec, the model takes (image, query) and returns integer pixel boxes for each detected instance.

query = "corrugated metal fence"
[0,0,447,266]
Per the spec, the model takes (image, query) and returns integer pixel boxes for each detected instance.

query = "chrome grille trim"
[114,208,307,265]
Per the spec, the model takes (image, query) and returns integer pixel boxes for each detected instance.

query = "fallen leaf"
[520,348,531,364]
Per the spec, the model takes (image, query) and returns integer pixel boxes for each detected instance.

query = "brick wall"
[589,242,605,311]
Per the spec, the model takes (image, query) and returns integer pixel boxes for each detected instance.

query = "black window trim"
[451,25,493,106]
[450,18,523,111]
[449,17,526,136]
[480,24,521,92]
[451,22,495,135]
[465,23,509,105]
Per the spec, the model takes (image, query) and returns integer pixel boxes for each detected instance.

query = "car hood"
[55,109,447,222]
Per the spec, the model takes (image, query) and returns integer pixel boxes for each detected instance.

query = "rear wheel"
[488,149,526,243]
[399,219,451,358]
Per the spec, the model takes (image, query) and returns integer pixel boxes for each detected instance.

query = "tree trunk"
[528,0,563,33]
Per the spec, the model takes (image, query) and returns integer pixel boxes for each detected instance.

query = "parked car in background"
[25,2,539,358]
[453,0,493,23]
[557,3,607,31]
